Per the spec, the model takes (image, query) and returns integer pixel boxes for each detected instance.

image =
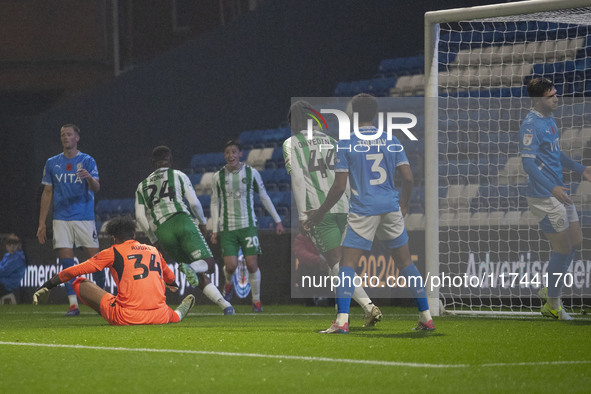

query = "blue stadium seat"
[260,168,274,184]
[272,169,291,191]
[189,173,203,186]
[198,194,211,218]
[95,200,113,220]
[257,216,276,230]
[190,153,210,173]
[239,130,257,149]
[581,211,591,226]
[117,199,135,216]
[369,77,397,96]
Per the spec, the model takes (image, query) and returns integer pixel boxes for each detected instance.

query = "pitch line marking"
[1,341,590,369]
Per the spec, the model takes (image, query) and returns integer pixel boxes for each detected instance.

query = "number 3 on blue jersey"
[367,153,387,185]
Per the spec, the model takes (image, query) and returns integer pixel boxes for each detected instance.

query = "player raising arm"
[33,216,195,325]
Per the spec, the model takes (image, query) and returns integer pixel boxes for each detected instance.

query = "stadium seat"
[269,146,285,166]
[198,194,211,218]
[195,172,214,195]
[1,292,17,304]
[239,130,257,149]
[497,156,527,185]
[581,211,591,226]
[189,173,203,187]
[248,147,274,170]
[190,153,210,173]
[272,169,290,191]
[96,200,112,219]
[439,212,457,227]
[369,76,397,96]
[390,75,413,96]
[117,199,135,216]
[404,213,425,231]
[334,81,352,96]
[257,216,276,230]
[246,149,263,167]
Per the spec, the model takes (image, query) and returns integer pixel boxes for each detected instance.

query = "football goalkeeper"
[32,216,195,325]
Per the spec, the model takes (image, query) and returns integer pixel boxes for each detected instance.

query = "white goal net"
[425,0,591,314]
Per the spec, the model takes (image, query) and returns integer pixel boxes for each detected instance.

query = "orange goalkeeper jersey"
[59,239,175,311]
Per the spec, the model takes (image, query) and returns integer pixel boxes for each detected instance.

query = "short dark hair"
[527,77,554,98]
[61,124,80,135]
[288,100,314,134]
[152,145,172,165]
[350,93,378,123]
[106,216,136,241]
[224,140,242,151]
[5,233,21,246]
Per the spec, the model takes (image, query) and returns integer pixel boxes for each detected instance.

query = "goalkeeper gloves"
[32,286,50,305]
[166,281,179,293]
[32,275,61,305]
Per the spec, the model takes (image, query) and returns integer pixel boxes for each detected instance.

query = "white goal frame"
[424,0,591,316]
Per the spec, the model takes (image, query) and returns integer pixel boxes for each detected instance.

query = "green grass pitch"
[1,304,590,393]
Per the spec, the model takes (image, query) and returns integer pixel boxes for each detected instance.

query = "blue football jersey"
[41,152,99,221]
[519,110,563,198]
[335,126,409,216]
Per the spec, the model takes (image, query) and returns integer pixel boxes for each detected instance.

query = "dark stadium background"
[0,0,511,304]
[0,0,501,236]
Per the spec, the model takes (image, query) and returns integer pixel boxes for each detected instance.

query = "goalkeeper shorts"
[99,294,179,326]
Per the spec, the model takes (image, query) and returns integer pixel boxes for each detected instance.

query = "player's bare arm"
[77,169,100,192]
[397,164,414,217]
[304,171,348,228]
[37,185,53,244]
[551,185,572,205]
[583,166,591,182]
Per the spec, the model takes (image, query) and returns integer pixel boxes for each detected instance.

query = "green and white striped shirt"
[283,130,348,221]
[211,163,281,232]
[135,167,205,241]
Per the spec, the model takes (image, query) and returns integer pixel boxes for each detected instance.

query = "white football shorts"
[53,220,99,249]
[342,210,408,251]
[526,196,578,234]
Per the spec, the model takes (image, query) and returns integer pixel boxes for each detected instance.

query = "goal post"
[424,0,591,315]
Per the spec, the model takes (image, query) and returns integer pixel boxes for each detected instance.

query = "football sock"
[336,266,355,316]
[336,313,349,327]
[189,260,209,274]
[331,263,373,313]
[419,310,432,324]
[60,258,77,297]
[547,251,572,299]
[249,269,261,303]
[563,249,576,274]
[203,283,231,309]
[354,288,373,314]
[223,266,233,284]
[400,264,429,312]
[68,295,79,308]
